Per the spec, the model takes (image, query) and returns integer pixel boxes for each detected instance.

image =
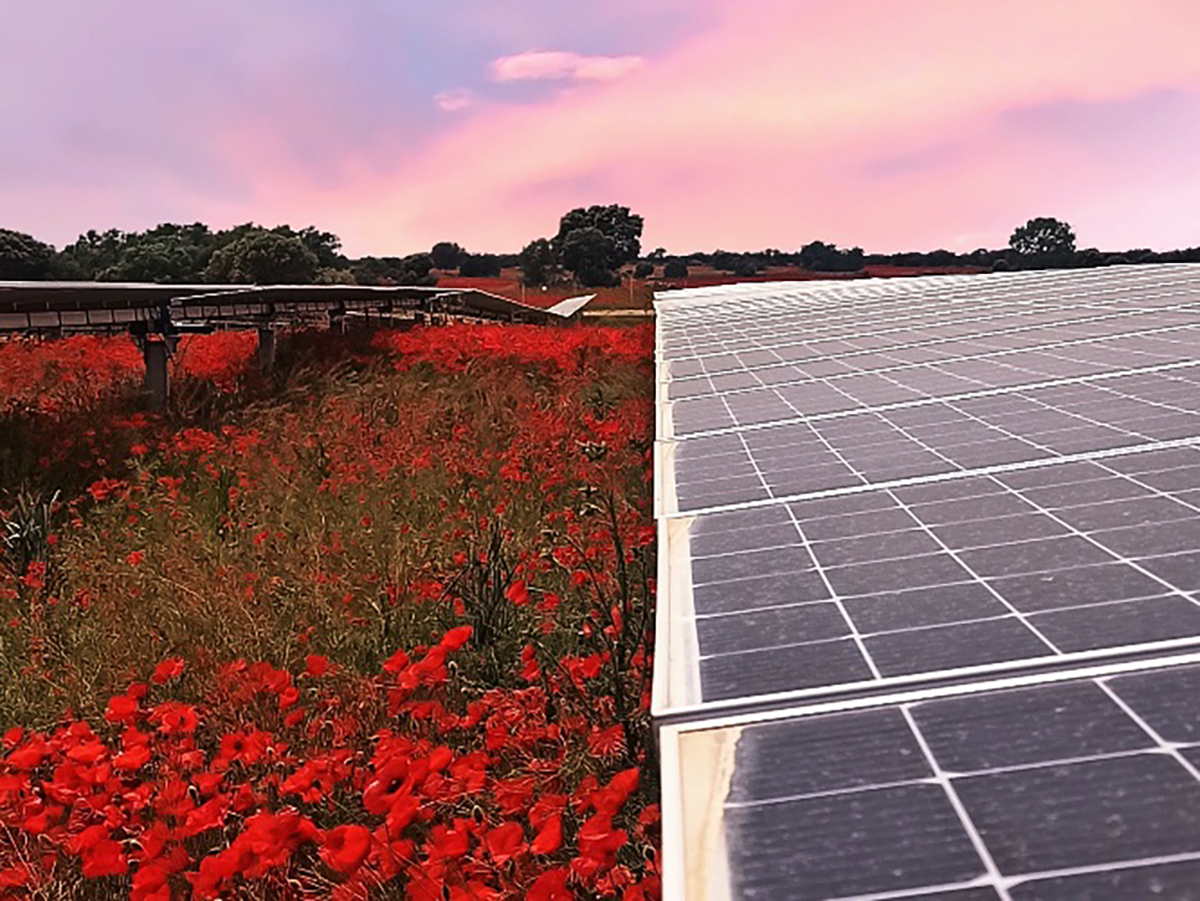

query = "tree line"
[660,218,1200,279]
[0,204,645,289]
[2,212,1198,288]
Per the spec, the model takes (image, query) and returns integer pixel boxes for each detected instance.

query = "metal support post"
[254,326,277,371]
[143,339,170,410]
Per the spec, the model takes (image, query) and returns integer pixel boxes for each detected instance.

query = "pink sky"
[4,0,1200,255]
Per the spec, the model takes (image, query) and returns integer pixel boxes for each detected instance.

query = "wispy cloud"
[433,88,476,112]
[491,51,644,83]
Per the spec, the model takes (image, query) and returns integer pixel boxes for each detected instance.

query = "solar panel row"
[0,281,590,333]
[652,265,1200,900]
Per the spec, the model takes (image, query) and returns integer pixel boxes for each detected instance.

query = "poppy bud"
[471,804,485,824]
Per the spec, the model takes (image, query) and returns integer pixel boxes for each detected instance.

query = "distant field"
[437,265,987,311]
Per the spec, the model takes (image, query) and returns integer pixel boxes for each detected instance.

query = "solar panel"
[653,265,1200,899]
[660,655,1200,900]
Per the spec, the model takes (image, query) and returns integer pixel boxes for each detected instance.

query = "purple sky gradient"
[3,0,1199,256]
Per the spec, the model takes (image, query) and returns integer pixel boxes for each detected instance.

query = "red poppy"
[520,645,541,682]
[531,814,563,855]
[321,824,372,874]
[505,580,530,606]
[104,694,138,725]
[485,822,526,864]
[440,625,473,651]
[151,702,199,735]
[427,823,470,860]
[151,658,185,684]
[528,868,575,901]
[181,794,229,838]
[5,735,49,770]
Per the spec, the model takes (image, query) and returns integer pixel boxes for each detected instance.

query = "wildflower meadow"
[0,323,660,899]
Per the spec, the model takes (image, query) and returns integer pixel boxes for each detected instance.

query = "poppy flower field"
[0,323,659,898]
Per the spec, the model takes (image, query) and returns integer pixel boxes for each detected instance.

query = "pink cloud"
[433,89,477,112]
[491,51,644,83]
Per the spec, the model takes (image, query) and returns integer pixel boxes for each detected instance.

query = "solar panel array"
[651,265,1200,900]
[0,282,589,333]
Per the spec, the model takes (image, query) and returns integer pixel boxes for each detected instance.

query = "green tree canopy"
[352,253,437,286]
[0,229,55,280]
[203,230,320,284]
[560,227,617,287]
[662,259,688,279]
[553,205,643,270]
[430,242,465,270]
[1009,217,1077,256]
[798,240,864,272]
[518,238,560,287]
[458,254,502,278]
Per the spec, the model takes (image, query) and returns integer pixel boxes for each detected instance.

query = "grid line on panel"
[705,412,884,681]
[772,422,897,676]
[670,362,1200,514]
[668,319,1200,410]
[862,406,975,473]
[693,469,1200,629]
[1093,681,1200,783]
[984,474,1200,614]
[724,746,1186,813]
[670,296,1199,376]
[1093,458,1200,515]
[998,854,1200,900]
[674,315,1200,394]
[898,706,1012,901]
[662,268,1200,357]
[667,635,1200,728]
[670,343,1200,441]
[782,503,883,681]
[668,266,1200,335]
[897,672,1200,897]
[838,880,999,901]
[672,358,1200,441]
[882,487,1063,657]
[664,435,1200,520]
[677,451,1200,712]
[991,384,1169,450]
[1088,374,1200,424]
[668,291,1200,374]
